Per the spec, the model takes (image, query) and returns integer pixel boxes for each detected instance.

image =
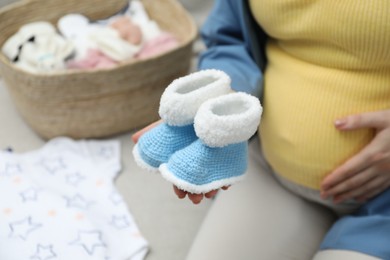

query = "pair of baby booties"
[133,70,263,194]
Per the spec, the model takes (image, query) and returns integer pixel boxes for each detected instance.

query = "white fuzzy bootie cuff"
[194,92,262,147]
[159,69,232,126]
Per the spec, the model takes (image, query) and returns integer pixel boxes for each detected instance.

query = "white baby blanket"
[0,137,148,260]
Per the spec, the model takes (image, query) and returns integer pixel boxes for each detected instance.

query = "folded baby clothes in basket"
[2,21,75,73]
[0,137,148,260]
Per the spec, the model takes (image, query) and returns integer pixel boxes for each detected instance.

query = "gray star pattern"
[20,187,40,202]
[30,244,56,260]
[9,216,42,240]
[40,158,66,175]
[69,230,106,255]
[97,146,114,159]
[110,215,131,230]
[1,163,22,176]
[64,194,93,209]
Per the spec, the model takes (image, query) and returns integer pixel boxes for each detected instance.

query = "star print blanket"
[0,137,148,260]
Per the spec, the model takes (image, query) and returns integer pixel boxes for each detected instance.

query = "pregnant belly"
[260,93,375,190]
[259,45,389,189]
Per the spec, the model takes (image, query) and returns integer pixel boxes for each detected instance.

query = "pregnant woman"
[133,0,390,259]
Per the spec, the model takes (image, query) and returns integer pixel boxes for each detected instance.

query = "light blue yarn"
[166,139,248,185]
[137,123,197,168]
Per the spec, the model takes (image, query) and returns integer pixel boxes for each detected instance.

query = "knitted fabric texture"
[160,92,262,193]
[160,140,248,194]
[133,69,232,172]
[133,124,197,172]
[251,0,390,189]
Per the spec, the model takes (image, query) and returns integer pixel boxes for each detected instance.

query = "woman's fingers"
[221,186,230,190]
[173,185,232,204]
[188,193,204,204]
[332,176,385,203]
[173,185,187,199]
[205,190,218,199]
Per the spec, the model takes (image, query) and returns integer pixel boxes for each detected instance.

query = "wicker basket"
[0,0,197,139]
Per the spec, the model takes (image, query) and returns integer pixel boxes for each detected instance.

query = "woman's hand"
[132,120,229,204]
[173,185,229,204]
[321,109,390,204]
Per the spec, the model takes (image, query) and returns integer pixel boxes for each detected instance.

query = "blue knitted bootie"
[133,69,232,172]
[133,124,197,171]
[160,92,262,193]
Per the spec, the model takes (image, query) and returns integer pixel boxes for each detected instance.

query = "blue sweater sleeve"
[198,0,263,97]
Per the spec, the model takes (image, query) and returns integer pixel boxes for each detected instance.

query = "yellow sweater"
[250,0,390,189]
